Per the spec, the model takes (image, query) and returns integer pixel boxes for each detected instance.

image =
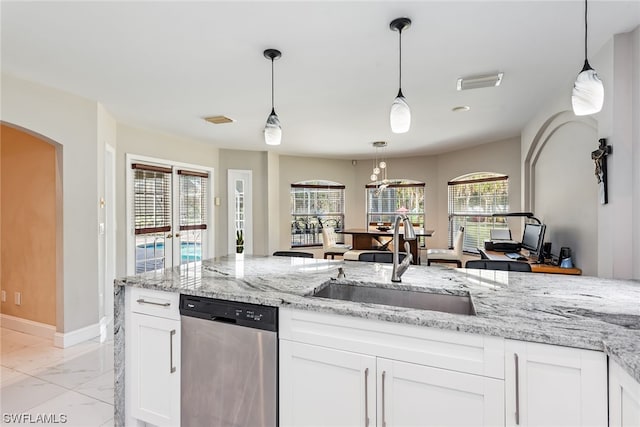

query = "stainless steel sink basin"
[312,282,476,316]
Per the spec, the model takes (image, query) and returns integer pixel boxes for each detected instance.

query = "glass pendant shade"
[572,61,604,116]
[390,90,411,133]
[264,109,282,146]
[370,174,378,181]
[379,161,386,169]
[373,166,381,175]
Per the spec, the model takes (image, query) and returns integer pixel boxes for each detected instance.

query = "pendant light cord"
[398,29,403,91]
[271,58,275,111]
[584,0,588,60]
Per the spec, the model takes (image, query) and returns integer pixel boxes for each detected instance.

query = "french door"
[126,155,214,274]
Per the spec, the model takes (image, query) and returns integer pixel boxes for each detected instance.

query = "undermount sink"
[312,282,476,316]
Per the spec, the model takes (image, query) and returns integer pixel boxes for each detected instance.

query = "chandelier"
[369,141,390,196]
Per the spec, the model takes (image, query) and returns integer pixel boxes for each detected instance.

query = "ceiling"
[2,1,639,159]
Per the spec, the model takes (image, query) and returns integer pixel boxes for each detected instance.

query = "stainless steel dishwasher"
[179,294,278,427]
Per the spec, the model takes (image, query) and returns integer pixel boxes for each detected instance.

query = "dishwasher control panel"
[179,294,278,332]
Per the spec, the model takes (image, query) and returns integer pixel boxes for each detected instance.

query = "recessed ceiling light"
[452,106,471,112]
[456,72,504,91]
[205,115,235,124]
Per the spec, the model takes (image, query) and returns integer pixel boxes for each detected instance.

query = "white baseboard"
[54,322,101,348]
[1,314,104,348]
[0,314,56,340]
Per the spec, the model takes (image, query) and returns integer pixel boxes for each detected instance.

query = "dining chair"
[426,226,465,267]
[273,251,314,258]
[322,227,352,259]
[464,259,532,272]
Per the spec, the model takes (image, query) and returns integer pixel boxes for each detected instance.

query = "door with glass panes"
[127,157,213,274]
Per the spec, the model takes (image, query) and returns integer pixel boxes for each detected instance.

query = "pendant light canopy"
[389,17,411,134]
[571,0,604,116]
[264,49,282,145]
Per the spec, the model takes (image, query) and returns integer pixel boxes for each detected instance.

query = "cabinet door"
[377,358,504,427]
[130,312,180,427]
[280,340,376,427]
[505,340,607,426]
[609,360,640,426]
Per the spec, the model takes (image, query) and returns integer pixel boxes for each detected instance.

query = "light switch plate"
[1,290,6,302]
[14,292,21,306]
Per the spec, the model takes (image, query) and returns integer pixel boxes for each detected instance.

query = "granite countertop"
[116,255,640,383]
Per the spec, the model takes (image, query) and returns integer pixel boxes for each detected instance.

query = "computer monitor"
[521,223,546,261]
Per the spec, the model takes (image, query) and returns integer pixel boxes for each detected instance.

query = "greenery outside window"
[448,173,509,252]
[366,180,425,228]
[290,181,345,247]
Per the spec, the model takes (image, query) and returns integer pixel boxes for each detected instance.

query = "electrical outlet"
[1,290,6,302]
[15,292,21,306]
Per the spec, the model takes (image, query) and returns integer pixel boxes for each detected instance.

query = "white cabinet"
[378,357,503,426]
[279,340,376,427]
[280,340,504,427]
[126,288,181,427]
[279,308,505,427]
[609,360,640,426]
[504,339,607,426]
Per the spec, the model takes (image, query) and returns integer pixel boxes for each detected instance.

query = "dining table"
[337,228,435,265]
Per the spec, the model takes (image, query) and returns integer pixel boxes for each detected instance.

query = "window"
[448,173,509,252]
[366,180,425,228]
[290,181,345,247]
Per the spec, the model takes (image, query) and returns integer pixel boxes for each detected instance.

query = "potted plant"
[235,230,244,259]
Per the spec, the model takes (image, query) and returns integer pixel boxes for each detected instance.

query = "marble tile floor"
[0,327,114,426]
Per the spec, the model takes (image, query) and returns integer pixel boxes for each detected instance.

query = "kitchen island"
[114,255,640,426]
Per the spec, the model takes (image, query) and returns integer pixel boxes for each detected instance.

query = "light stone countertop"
[115,255,640,383]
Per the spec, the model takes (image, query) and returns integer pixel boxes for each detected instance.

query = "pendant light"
[571,0,604,116]
[389,17,411,134]
[263,49,282,145]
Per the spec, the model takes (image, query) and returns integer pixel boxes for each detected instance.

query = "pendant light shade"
[389,18,411,134]
[571,0,603,116]
[264,49,282,145]
[264,108,282,146]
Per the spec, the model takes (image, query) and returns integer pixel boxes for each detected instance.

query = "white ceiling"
[2,1,639,159]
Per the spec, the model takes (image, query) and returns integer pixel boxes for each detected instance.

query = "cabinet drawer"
[280,308,504,379]
[128,287,180,320]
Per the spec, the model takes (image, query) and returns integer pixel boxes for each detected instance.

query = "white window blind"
[290,181,345,247]
[178,169,208,232]
[132,163,172,235]
[448,173,509,251]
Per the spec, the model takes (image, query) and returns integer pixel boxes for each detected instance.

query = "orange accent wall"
[1,124,57,325]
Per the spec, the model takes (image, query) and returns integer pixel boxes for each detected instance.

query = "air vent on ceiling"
[456,72,504,91]
[205,115,235,124]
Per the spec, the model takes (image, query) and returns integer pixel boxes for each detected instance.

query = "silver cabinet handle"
[514,353,520,425]
[381,370,387,427]
[170,329,176,373]
[364,368,369,427]
[136,298,170,307]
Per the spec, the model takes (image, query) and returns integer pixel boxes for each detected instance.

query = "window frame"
[365,181,425,229]
[290,181,346,248]
[447,173,509,252]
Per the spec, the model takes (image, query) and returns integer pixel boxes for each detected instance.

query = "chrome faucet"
[391,214,417,282]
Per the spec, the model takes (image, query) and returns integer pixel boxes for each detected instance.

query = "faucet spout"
[391,214,417,282]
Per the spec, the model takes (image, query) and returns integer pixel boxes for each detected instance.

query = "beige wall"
[1,125,57,325]
[218,149,268,256]
[276,138,521,254]
[1,74,100,334]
